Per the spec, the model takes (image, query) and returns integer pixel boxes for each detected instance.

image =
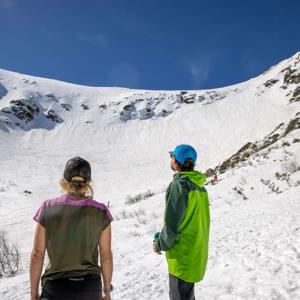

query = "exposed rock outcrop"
[208,113,300,175]
[1,99,40,123]
[46,109,63,123]
[290,86,300,103]
[61,103,72,111]
[264,79,279,87]
[283,67,300,84]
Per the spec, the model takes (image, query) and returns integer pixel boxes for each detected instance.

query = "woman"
[30,157,113,300]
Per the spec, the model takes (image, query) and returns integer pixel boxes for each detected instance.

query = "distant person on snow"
[153,145,210,300]
[30,157,113,300]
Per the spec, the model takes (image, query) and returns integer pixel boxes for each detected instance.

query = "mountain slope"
[0,52,299,299]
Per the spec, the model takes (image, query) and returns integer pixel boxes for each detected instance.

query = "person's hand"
[153,240,161,254]
[153,232,162,254]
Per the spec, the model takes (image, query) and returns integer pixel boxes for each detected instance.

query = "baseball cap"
[63,157,91,183]
[169,144,197,165]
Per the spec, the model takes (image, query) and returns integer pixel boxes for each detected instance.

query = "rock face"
[290,86,300,103]
[120,103,136,121]
[218,142,259,174]
[119,97,158,121]
[182,94,196,104]
[264,79,279,87]
[46,109,63,123]
[1,99,40,123]
[283,67,300,84]
[211,113,300,174]
[116,90,227,122]
[138,107,154,120]
[0,97,64,130]
[284,115,300,135]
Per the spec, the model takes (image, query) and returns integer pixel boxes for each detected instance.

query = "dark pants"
[40,274,102,300]
[169,274,195,300]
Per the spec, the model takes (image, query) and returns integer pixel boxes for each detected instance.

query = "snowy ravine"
[0,52,299,299]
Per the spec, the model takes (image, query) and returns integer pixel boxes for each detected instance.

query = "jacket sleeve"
[157,179,189,251]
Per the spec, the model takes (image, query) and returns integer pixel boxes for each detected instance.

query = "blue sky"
[0,0,299,90]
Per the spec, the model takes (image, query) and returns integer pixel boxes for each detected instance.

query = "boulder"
[45,94,58,102]
[284,117,300,136]
[204,168,216,177]
[120,104,135,121]
[46,109,63,123]
[61,103,72,111]
[123,104,135,112]
[264,79,279,87]
[138,107,154,120]
[290,86,300,103]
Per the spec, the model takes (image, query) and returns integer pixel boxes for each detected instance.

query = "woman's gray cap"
[63,157,91,182]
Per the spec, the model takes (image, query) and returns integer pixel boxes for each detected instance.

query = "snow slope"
[0,52,299,299]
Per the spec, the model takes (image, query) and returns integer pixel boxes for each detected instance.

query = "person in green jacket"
[153,144,210,300]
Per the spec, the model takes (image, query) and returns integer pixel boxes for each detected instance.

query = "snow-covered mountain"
[0,52,299,299]
[0,52,299,132]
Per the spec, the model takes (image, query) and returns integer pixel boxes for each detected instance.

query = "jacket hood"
[174,171,206,187]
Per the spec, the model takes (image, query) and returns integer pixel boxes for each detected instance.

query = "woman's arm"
[30,223,46,300]
[99,224,113,300]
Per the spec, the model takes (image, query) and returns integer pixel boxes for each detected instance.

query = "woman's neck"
[68,192,88,200]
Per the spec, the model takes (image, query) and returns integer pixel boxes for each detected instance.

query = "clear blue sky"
[1,0,299,90]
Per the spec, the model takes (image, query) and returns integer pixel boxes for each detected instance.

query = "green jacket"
[157,171,210,283]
